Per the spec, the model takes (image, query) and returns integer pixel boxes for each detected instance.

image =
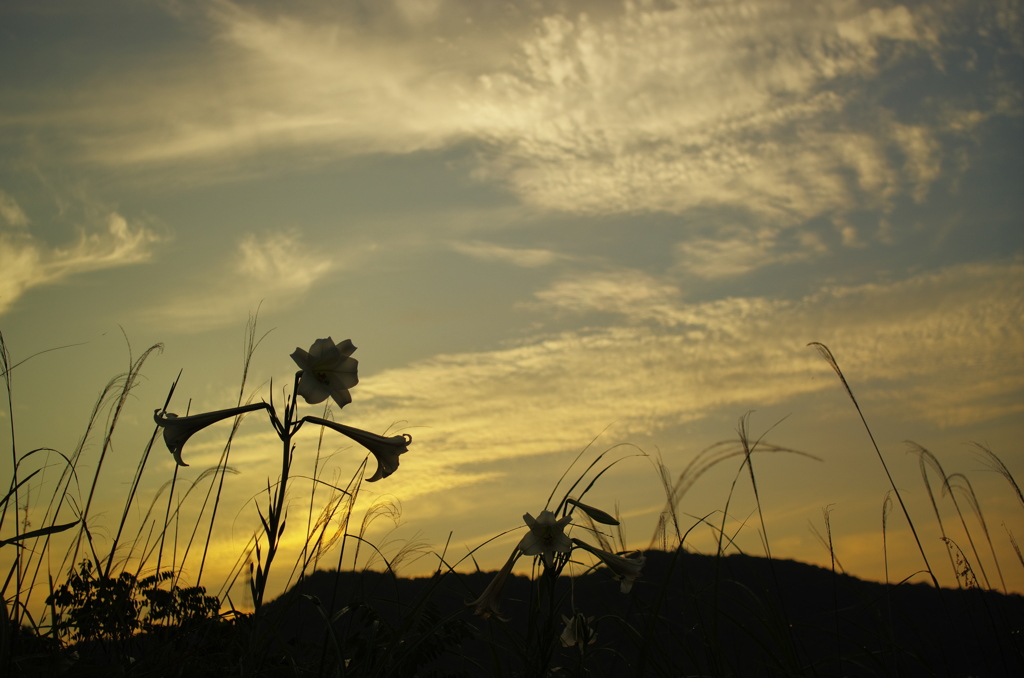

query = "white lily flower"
[291,337,359,410]
[154,403,268,466]
[560,612,597,648]
[519,510,573,569]
[303,416,411,482]
[572,538,645,593]
[469,548,521,620]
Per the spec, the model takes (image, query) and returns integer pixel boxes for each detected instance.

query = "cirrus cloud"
[144,229,338,333]
[450,240,565,267]
[0,208,161,316]
[352,258,1023,484]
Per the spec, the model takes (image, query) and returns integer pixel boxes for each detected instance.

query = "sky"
[1,0,1022,607]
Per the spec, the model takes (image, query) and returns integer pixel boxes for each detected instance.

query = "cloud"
[4,1,1014,288]
[351,258,1023,481]
[465,1,955,220]
[145,229,336,332]
[236,231,332,288]
[15,0,1007,225]
[0,211,161,316]
[529,268,682,323]
[63,0,485,169]
[0,191,29,227]
[450,240,563,267]
[673,227,830,279]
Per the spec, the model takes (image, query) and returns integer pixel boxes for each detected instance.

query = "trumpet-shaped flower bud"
[566,498,619,525]
[519,510,573,569]
[291,337,359,410]
[469,549,521,620]
[303,416,411,482]
[572,538,645,593]
[154,403,269,466]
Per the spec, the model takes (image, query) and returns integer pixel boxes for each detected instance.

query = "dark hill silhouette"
[261,549,1024,677]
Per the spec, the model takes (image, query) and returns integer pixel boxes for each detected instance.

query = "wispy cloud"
[12,0,1010,228]
[0,209,161,316]
[529,269,682,324]
[64,0,484,169]
[4,0,1016,290]
[464,1,965,223]
[0,190,29,227]
[351,259,1023,484]
[673,228,829,279]
[145,229,336,333]
[450,240,564,267]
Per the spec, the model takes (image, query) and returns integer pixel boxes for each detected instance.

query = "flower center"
[315,370,330,385]
[540,526,555,544]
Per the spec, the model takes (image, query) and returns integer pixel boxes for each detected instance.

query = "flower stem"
[250,372,301,613]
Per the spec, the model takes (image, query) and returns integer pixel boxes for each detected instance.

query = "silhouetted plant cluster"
[46,561,220,645]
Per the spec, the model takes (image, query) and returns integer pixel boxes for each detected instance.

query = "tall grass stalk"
[910,444,961,586]
[822,504,843,677]
[197,310,271,587]
[102,375,178,579]
[880,491,899,676]
[809,341,941,589]
[65,338,163,577]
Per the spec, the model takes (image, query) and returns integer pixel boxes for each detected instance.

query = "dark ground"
[15,550,1024,677]
[264,550,1024,677]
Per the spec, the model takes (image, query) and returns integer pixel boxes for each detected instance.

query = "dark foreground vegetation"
[6,550,1023,677]
[272,549,1024,677]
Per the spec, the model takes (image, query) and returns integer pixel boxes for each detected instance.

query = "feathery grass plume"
[809,342,941,589]
[653,421,817,553]
[1006,525,1024,569]
[945,472,1005,592]
[943,537,980,589]
[908,443,962,584]
[972,443,1024,511]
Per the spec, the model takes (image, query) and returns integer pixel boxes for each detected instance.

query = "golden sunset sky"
[1,0,1022,606]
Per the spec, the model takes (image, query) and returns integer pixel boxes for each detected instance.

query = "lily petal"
[560,612,597,647]
[572,538,645,593]
[469,548,521,620]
